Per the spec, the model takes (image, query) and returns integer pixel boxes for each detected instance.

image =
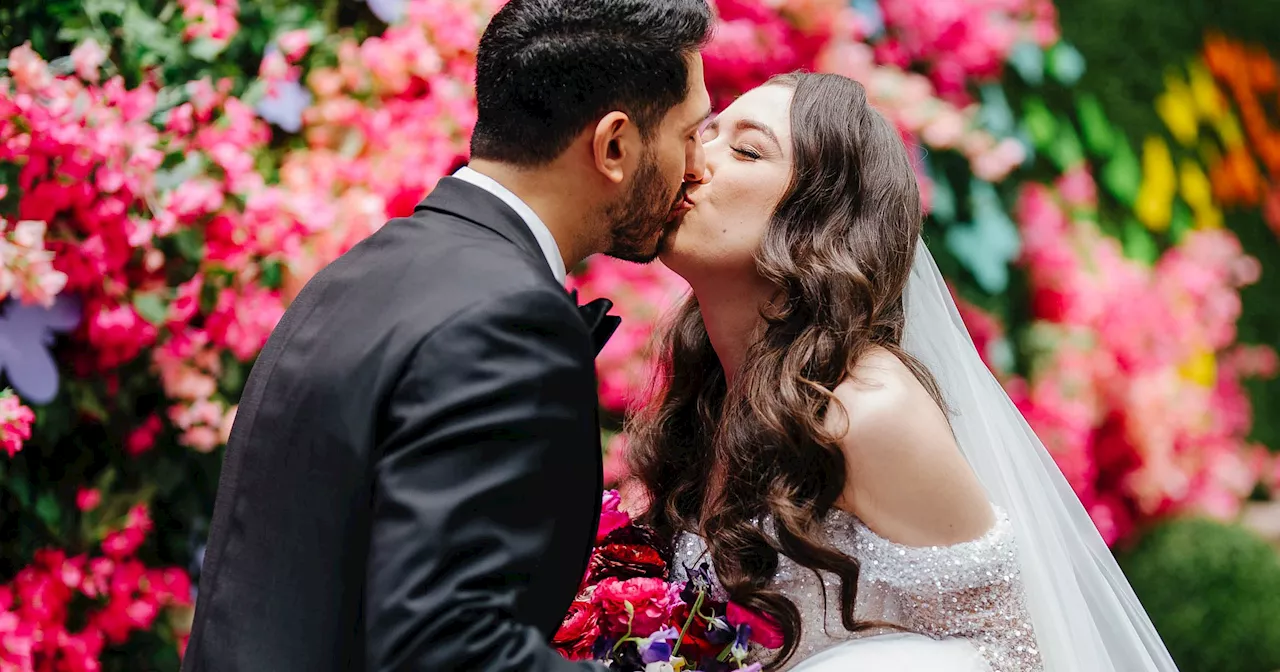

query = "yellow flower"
[1179,159,1213,210]
[1179,349,1217,387]
[1136,136,1176,231]
[1213,111,1245,149]
[1156,70,1199,146]
[1188,60,1227,122]
[1194,204,1224,229]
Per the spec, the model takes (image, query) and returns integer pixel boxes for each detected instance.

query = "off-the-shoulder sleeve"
[849,508,1045,672]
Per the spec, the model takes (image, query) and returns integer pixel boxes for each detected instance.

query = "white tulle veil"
[902,237,1179,671]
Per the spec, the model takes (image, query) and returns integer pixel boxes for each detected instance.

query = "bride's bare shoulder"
[825,346,994,547]
[824,346,937,439]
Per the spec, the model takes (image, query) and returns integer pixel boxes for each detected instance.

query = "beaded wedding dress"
[670,505,1042,672]
[659,239,1179,672]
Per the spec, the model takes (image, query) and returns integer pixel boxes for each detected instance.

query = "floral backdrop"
[0,0,1277,669]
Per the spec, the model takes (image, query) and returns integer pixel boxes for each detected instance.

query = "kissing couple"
[181,1,1181,670]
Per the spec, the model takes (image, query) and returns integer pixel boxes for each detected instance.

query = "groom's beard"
[604,153,682,264]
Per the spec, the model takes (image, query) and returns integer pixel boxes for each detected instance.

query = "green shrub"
[1118,517,1280,672]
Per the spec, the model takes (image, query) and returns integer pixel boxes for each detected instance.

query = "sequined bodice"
[670,506,1044,672]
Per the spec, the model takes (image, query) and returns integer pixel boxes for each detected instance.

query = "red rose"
[553,600,602,660]
[727,601,785,649]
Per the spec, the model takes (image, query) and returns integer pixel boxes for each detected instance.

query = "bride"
[624,72,1180,671]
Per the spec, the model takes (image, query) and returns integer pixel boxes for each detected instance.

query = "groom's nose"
[685,139,708,184]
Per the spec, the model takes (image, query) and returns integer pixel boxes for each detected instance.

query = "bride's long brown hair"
[628,72,945,669]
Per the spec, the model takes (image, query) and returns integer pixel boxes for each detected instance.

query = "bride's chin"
[657,227,696,276]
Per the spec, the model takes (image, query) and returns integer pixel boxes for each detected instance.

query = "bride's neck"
[691,277,771,384]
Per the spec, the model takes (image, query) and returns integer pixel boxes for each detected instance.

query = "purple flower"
[0,294,81,404]
[706,616,734,646]
[640,639,672,664]
[731,624,752,661]
[255,79,312,134]
[366,0,405,24]
[637,625,680,663]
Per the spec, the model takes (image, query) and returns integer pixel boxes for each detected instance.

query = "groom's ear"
[591,111,637,185]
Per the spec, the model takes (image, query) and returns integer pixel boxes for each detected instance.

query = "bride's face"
[659,84,795,280]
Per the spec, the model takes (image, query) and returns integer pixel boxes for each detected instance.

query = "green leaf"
[1101,137,1142,207]
[946,180,1022,294]
[1076,93,1116,158]
[1168,202,1194,244]
[84,0,128,18]
[7,472,31,508]
[121,1,183,66]
[1008,41,1044,85]
[173,227,206,263]
[219,353,247,396]
[35,491,61,533]
[133,292,168,326]
[34,395,73,443]
[69,381,109,421]
[188,37,227,62]
[1046,122,1085,170]
[978,84,1016,137]
[240,78,270,107]
[921,155,956,223]
[1121,218,1159,265]
[150,85,191,126]
[154,152,206,193]
[1048,41,1086,86]
[152,453,188,498]
[929,171,957,224]
[1020,98,1057,151]
[260,258,283,289]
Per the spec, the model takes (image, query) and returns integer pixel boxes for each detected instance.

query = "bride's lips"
[667,193,695,221]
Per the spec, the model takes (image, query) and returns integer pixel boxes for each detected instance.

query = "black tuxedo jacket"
[182,178,607,671]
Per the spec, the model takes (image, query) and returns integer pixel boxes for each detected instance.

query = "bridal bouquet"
[553,491,784,671]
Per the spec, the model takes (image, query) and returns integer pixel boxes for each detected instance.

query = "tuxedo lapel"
[415,177,553,282]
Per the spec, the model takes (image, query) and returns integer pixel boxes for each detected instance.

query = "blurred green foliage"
[1118,517,1280,672]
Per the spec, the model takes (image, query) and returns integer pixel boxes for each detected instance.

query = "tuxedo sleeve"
[365,287,607,672]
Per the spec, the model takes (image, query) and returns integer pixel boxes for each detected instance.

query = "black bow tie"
[571,290,621,356]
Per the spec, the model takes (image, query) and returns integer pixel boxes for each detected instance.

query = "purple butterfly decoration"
[255,79,312,134]
[0,293,81,405]
[366,0,406,24]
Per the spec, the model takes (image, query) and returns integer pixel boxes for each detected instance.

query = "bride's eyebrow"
[734,119,780,149]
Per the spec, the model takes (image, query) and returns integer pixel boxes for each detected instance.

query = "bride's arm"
[826,348,994,544]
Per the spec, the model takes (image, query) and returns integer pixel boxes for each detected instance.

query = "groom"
[180,1,713,670]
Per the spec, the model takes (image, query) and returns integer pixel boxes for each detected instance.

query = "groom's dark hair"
[470,0,712,166]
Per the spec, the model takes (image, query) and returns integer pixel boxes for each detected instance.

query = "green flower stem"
[671,588,706,658]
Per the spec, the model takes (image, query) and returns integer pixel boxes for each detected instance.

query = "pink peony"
[591,577,683,635]
[0,391,36,458]
[597,489,632,543]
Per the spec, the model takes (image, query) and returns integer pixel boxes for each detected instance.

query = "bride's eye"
[733,146,761,160]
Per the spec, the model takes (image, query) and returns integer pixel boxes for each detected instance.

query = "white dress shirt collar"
[452,166,567,284]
